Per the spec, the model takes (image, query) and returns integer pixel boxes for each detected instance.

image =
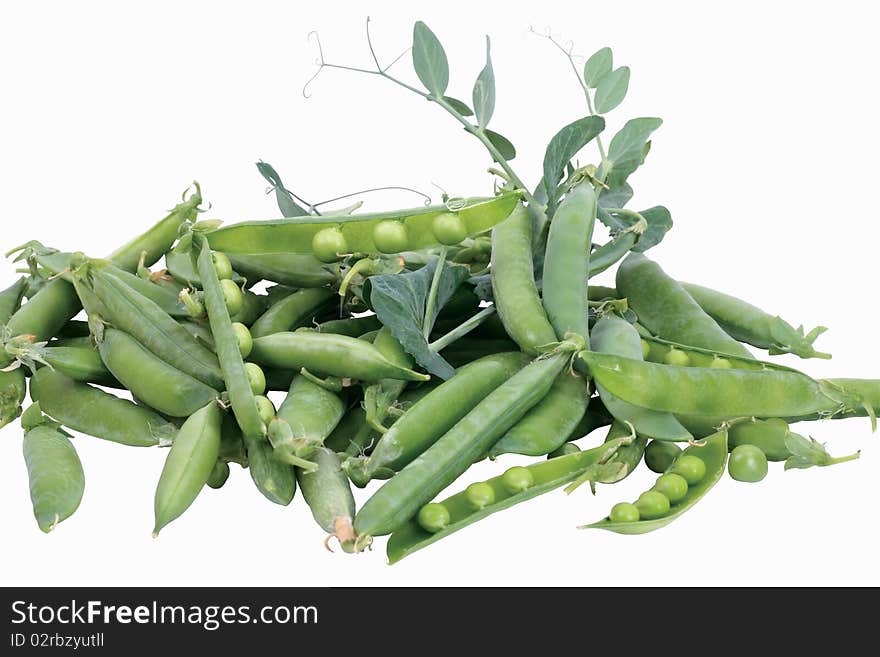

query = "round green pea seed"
[432,212,467,245]
[207,461,230,489]
[664,348,690,367]
[709,357,733,369]
[644,440,682,474]
[254,395,276,425]
[464,482,496,509]
[417,503,451,533]
[728,444,768,483]
[220,279,243,316]
[501,466,535,494]
[671,455,707,485]
[244,362,267,396]
[609,502,640,523]
[312,227,348,263]
[231,322,253,358]
[653,472,689,503]
[635,490,670,520]
[211,251,234,280]
[372,220,409,253]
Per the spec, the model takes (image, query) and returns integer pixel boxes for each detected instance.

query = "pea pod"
[585,429,728,534]
[345,352,529,487]
[274,374,346,462]
[640,334,784,371]
[251,331,430,382]
[589,232,638,277]
[362,327,414,432]
[205,193,520,255]
[244,433,297,505]
[490,204,556,354]
[489,371,589,457]
[681,282,830,360]
[580,350,858,419]
[316,315,383,337]
[40,344,119,387]
[153,401,222,535]
[250,288,335,338]
[616,253,752,358]
[355,344,579,538]
[194,235,266,440]
[296,447,358,551]
[0,368,27,429]
[22,404,85,533]
[542,182,596,343]
[77,263,224,388]
[164,248,246,288]
[228,253,337,288]
[30,368,175,447]
[97,327,219,417]
[0,277,27,322]
[229,289,267,327]
[590,315,692,442]
[386,435,630,563]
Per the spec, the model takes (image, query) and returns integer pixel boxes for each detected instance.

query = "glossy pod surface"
[41,345,119,387]
[206,194,520,254]
[250,288,335,338]
[227,253,337,288]
[586,429,728,534]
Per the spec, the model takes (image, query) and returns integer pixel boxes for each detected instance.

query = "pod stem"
[428,305,496,353]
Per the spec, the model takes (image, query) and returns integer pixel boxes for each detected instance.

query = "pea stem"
[428,305,496,352]
[422,249,448,340]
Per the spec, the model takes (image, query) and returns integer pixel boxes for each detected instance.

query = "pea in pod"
[153,401,223,535]
[227,253,337,288]
[355,342,581,539]
[585,429,728,534]
[205,193,520,255]
[30,368,175,447]
[250,288,335,339]
[22,404,85,533]
[250,331,430,383]
[386,435,631,563]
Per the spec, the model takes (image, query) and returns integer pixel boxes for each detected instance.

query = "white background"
[2,1,878,586]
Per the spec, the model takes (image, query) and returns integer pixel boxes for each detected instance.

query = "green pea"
[671,454,707,485]
[609,502,640,523]
[653,472,689,503]
[211,251,234,280]
[372,220,409,253]
[312,227,348,263]
[417,503,450,533]
[254,395,276,425]
[244,362,267,396]
[635,490,670,520]
[709,356,733,369]
[644,440,682,473]
[220,279,243,316]
[464,482,496,509]
[728,444,768,483]
[231,322,253,358]
[501,466,535,494]
[663,348,690,367]
[432,212,467,245]
[207,460,230,489]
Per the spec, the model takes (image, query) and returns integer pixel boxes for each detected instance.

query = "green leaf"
[605,117,662,188]
[633,206,673,252]
[598,183,634,210]
[470,273,493,302]
[472,36,495,128]
[256,161,308,217]
[412,21,449,97]
[367,259,470,380]
[483,129,516,161]
[584,47,613,88]
[541,115,605,214]
[443,96,474,117]
[594,66,630,114]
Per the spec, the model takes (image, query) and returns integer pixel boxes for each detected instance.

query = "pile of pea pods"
[3,27,877,563]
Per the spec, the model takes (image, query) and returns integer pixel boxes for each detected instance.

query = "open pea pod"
[386,437,630,564]
[585,429,728,534]
[205,193,521,255]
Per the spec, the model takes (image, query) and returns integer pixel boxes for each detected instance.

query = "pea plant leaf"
[443,96,474,117]
[472,36,495,128]
[256,161,308,217]
[367,259,470,380]
[598,182,634,210]
[604,117,663,189]
[583,47,613,88]
[541,115,605,215]
[484,129,516,161]
[412,21,449,97]
[594,66,630,114]
[633,206,673,252]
